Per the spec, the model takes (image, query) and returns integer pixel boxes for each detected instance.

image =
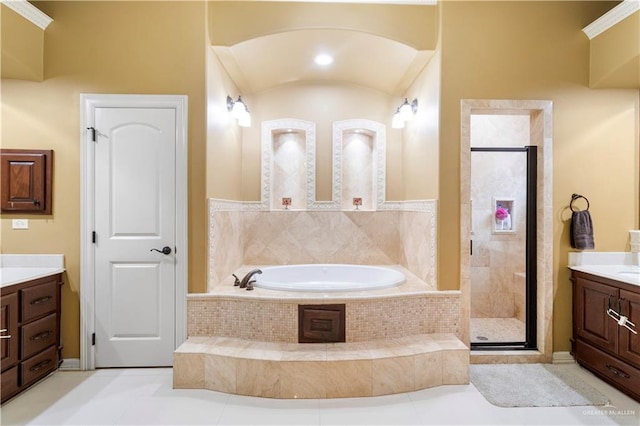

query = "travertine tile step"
[174,333,469,399]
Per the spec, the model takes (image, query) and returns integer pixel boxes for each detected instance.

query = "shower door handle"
[470,240,473,256]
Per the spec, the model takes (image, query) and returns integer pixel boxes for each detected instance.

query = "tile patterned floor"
[0,364,638,425]
[470,317,526,343]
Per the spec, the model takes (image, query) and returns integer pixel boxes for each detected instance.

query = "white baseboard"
[552,351,575,364]
[60,358,81,370]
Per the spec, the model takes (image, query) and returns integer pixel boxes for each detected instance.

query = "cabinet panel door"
[619,289,640,368]
[0,292,19,369]
[575,277,618,353]
[1,366,19,403]
[0,149,52,214]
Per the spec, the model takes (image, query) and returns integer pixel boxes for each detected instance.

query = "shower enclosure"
[470,146,537,349]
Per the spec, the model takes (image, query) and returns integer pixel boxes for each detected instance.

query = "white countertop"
[568,252,640,287]
[0,255,65,288]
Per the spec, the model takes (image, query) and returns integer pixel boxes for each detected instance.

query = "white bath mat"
[470,364,610,407]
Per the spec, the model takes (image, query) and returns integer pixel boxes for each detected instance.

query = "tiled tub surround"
[181,273,466,399]
[188,199,466,399]
[189,265,461,343]
[208,199,437,291]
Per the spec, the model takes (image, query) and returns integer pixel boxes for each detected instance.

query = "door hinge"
[92,231,96,244]
[86,127,96,142]
[91,333,96,346]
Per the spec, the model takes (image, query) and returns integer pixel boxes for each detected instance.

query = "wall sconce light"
[227,95,252,127]
[392,98,418,129]
[392,108,404,129]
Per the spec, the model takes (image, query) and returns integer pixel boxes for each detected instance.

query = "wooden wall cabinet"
[571,271,640,401]
[1,149,53,215]
[0,274,63,404]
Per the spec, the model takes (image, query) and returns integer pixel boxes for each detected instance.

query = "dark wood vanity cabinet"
[1,274,63,404]
[572,271,640,401]
[619,289,640,367]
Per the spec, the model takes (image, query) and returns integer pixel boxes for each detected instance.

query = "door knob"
[150,246,172,255]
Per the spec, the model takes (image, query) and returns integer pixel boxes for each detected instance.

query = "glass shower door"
[470,147,537,349]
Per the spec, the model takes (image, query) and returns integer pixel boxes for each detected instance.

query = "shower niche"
[493,197,515,233]
[260,118,386,211]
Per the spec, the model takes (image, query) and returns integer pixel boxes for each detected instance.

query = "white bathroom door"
[93,107,177,367]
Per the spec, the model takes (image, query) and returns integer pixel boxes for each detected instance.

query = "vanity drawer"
[21,280,57,322]
[21,345,57,387]
[576,340,640,400]
[21,313,57,359]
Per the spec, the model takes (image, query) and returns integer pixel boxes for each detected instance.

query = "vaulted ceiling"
[212,29,434,95]
[207,1,438,95]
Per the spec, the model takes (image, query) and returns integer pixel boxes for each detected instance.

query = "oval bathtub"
[253,264,406,292]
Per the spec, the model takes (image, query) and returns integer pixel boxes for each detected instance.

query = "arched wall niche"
[260,118,388,211]
[333,119,387,211]
[260,118,316,210]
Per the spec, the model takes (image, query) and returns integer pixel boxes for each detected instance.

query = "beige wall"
[402,48,441,200]
[1,5,44,81]
[208,1,437,50]
[1,1,207,359]
[590,10,640,88]
[438,1,639,352]
[206,46,243,200]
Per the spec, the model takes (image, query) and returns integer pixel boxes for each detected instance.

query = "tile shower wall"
[208,200,437,291]
[470,115,528,319]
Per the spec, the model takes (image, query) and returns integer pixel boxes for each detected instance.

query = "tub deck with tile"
[173,333,469,399]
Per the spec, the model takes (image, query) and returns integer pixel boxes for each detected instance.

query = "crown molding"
[226,0,437,4]
[582,0,639,40]
[1,0,52,30]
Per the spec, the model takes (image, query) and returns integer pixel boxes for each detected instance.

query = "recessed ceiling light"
[314,54,334,66]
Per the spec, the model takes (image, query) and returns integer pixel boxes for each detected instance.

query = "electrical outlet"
[12,219,29,230]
